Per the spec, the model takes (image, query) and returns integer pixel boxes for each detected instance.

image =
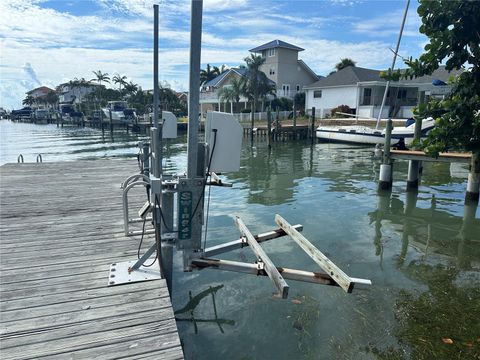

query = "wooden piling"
[267,107,272,148]
[378,119,393,191]
[406,117,422,191]
[465,152,480,203]
[310,107,315,143]
[109,109,114,133]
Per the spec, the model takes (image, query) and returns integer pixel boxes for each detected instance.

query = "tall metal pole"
[186,0,203,178]
[375,0,410,130]
[153,4,160,130]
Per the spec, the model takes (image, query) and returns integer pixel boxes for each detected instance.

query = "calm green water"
[1,120,479,359]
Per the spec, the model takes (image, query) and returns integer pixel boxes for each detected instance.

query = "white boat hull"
[101,109,136,123]
[316,118,435,145]
[316,126,396,145]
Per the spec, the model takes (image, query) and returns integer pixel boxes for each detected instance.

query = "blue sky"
[0,0,427,110]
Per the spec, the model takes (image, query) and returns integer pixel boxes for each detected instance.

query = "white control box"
[205,112,242,173]
[162,111,177,139]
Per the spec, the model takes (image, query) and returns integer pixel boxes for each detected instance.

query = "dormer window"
[268,48,276,57]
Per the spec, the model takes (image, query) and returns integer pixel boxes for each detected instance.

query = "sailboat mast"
[375,0,410,130]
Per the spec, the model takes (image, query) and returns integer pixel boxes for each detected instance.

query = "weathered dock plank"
[0,160,184,359]
[390,149,472,163]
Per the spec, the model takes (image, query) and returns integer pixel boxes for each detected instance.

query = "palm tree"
[45,90,59,109]
[91,71,110,109]
[69,77,90,104]
[91,70,110,86]
[229,77,244,112]
[22,95,35,106]
[335,58,356,71]
[112,74,127,91]
[200,64,219,84]
[243,54,267,111]
[213,64,228,75]
[218,86,235,113]
[124,81,138,98]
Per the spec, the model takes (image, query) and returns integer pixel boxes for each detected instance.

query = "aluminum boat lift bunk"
[110,1,371,299]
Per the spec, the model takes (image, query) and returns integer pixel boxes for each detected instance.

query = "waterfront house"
[250,40,319,98]
[26,86,55,108]
[304,65,462,119]
[200,40,319,114]
[56,82,100,104]
[200,67,252,114]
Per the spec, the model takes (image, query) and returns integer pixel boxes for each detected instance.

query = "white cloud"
[0,0,426,110]
[353,8,423,38]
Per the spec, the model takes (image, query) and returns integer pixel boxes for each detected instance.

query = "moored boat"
[316,117,435,145]
[102,101,137,124]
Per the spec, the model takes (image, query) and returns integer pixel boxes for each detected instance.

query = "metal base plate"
[108,259,162,286]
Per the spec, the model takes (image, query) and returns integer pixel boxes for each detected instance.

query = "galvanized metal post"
[180,0,204,271]
[186,0,202,178]
[153,5,159,130]
[160,184,174,291]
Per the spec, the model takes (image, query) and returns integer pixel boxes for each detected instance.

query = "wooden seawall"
[0,160,184,359]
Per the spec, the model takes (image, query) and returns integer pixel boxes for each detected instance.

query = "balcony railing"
[200,89,301,102]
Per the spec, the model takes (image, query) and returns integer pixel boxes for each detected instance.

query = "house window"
[362,88,372,105]
[296,85,300,92]
[282,84,290,96]
[269,67,275,75]
[268,48,276,57]
[397,89,407,99]
[313,90,322,98]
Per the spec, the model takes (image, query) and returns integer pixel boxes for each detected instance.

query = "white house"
[304,65,462,119]
[56,82,100,104]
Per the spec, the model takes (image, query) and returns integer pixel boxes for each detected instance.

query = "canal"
[1,119,478,359]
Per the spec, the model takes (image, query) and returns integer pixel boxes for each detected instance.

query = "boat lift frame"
[110,1,371,298]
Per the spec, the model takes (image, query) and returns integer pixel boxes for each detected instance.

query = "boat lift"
[109,1,371,297]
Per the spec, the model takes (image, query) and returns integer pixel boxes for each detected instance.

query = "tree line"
[22,71,187,117]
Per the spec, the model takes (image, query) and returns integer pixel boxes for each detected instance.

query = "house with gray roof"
[200,39,318,114]
[304,65,462,119]
[249,40,318,98]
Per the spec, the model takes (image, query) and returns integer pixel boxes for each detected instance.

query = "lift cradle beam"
[235,217,290,299]
[275,214,360,293]
[203,224,303,257]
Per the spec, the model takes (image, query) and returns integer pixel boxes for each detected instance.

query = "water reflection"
[365,193,480,359]
[175,285,235,334]
[369,192,479,268]
[230,141,305,205]
[229,141,377,206]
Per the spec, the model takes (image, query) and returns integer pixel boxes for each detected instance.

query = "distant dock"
[0,160,184,359]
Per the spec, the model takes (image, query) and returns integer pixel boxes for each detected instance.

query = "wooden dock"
[0,160,184,359]
[390,149,472,163]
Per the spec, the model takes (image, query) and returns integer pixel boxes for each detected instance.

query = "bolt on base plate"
[108,259,162,286]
